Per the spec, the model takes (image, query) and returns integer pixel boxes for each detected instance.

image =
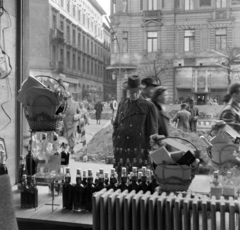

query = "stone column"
[194,69,198,92]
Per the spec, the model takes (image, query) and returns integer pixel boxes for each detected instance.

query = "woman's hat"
[141,77,161,87]
[122,75,146,90]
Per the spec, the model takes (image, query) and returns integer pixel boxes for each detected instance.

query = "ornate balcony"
[51,29,65,43]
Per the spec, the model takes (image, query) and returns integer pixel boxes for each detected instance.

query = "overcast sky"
[97,0,110,16]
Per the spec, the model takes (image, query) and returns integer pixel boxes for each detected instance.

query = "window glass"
[122,32,128,52]
[185,0,194,10]
[215,28,227,50]
[232,0,240,5]
[184,29,195,51]
[199,0,211,7]
[147,31,157,52]
[216,0,226,7]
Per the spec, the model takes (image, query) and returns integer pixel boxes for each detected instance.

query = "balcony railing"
[143,10,161,20]
[51,29,65,43]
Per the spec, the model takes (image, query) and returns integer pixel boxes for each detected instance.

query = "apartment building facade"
[29,0,108,101]
[109,0,240,104]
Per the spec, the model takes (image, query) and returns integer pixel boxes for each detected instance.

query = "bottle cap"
[99,168,104,174]
[213,171,219,177]
[83,170,87,177]
[227,171,232,177]
[111,168,115,175]
[96,172,99,176]
[22,174,27,179]
[138,172,142,179]
[146,169,150,177]
[66,167,70,174]
[122,167,127,175]
[142,167,146,176]
[88,169,93,177]
[130,172,134,177]
[120,158,123,162]
[105,172,109,179]
[76,168,81,175]
[132,167,137,173]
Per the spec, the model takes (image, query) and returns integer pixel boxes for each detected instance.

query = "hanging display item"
[0,137,8,175]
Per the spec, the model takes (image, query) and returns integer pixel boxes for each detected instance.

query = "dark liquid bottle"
[18,155,25,191]
[73,168,85,212]
[148,171,159,194]
[95,169,106,192]
[117,158,123,181]
[0,150,8,175]
[138,159,143,169]
[117,167,128,192]
[132,158,138,168]
[21,174,29,208]
[82,170,87,186]
[94,172,99,186]
[139,167,148,193]
[107,168,117,191]
[126,158,131,174]
[84,169,95,212]
[128,167,139,193]
[26,145,37,177]
[138,172,142,184]
[104,172,109,187]
[62,167,73,210]
[29,176,38,208]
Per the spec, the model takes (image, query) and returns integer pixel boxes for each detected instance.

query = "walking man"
[94,100,103,124]
[141,76,161,100]
[187,99,199,133]
[113,75,158,167]
[172,103,191,132]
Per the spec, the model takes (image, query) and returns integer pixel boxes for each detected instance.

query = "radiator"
[93,189,240,230]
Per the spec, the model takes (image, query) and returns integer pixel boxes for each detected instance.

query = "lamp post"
[105,16,124,101]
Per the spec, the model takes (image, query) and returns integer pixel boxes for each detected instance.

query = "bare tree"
[137,51,173,85]
[211,47,240,85]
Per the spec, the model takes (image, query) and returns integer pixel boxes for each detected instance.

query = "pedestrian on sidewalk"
[187,99,199,133]
[151,86,170,137]
[63,93,81,154]
[113,75,158,168]
[94,100,103,124]
[172,103,191,132]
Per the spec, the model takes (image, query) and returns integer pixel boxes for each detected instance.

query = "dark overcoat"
[187,106,199,132]
[113,95,158,162]
[94,102,103,120]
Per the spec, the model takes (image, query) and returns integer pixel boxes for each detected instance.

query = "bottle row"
[62,166,159,212]
[20,175,38,209]
[114,148,149,162]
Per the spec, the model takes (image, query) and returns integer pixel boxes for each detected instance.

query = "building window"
[87,59,89,74]
[60,49,64,63]
[83,14,85,25]
[83,35,85,50]
[78,10,81,22]
[52,15,56,29]
[73,30,76,45]
[199,0,211,7]
[113,0,116,14]
[91,42,93,55]
[123,0,128,12]
[216,0,226,8]
[61,0,64,7]
[185,0,194,10]
[95,63,97,76]
[140,0,143,10]
[216,28,226,50]
[87,17,90,29]
[87,40,89,53]
[112,33,118,53]
[91,62,93,75]
[83,58,85,72]
[67,51,70,68]
[73,54,76,70]
[67,0,70,12]
[78,56,81,70]
[122,31,128,52]
[148,0,157,10]
[52,45,56,61]
[147,31,157,52]
[67,26,70,42]
[78,33,81,48]
[73,5,76,17]
[184,29,195,51]
[60,21,64,31]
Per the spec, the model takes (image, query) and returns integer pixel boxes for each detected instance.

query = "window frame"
[147,31,158,53]
[215,28,227,50]
[184,29,195,52]
[216,0,227,8]
[148,0,157,10]
[122,31,128,53]
[185,0,194,10]
[199,0,212,7]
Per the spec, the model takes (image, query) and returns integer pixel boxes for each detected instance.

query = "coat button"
[118,136,120,138]
[130,124,132,127]
[126,136,129,139]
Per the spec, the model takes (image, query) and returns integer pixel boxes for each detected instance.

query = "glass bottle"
[132,158,138,168]
[95,169,106,192]
[26,141,37,177]
[147,171,159,194]
[84,169,95,212]
[18,155,25,191]
[62,167,73,210]
[21,174,29,208]
[210,171,222,200]
[223,171,235,198]
[29,176,38,208]
[138,159,143,169]
[94,172,99,186]
[73,169,85,212]
[82,170,87,186]
[126,158,131,174]
[107,168,117,191]
[104,172,109,187]
[128,167,139,193]
[117,167,128,192]
[138,172,142,184]
[146,169,151,185]
[117,158,123,181]
[113,158,117,169]
[139,167,148,193]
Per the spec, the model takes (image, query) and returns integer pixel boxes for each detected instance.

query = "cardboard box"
[150,147,175,165]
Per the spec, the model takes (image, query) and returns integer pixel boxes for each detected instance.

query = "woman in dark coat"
[151,86,170,137]
[94,100,103,124]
